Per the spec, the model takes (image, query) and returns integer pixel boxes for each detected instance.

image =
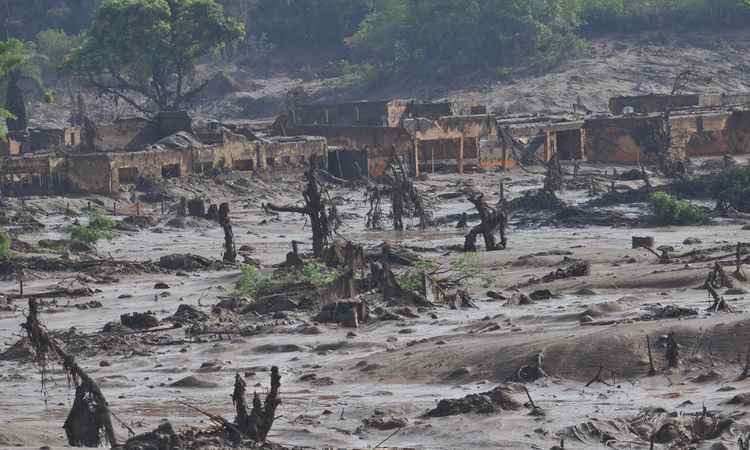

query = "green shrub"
[647,192,708,226]
[236,265,271,297]
[300,262,340,288]
[455,252,480,277]
[0,231,11,257]
[88,211,115,230]
[69,212,115,244]
[707,166,750,212]
[70,224,103,244]
[339,61,379,90]
[397,270,423,292]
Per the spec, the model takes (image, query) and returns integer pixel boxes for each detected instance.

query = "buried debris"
[22,299,117,446]
[121,312,160,330]
[424,385,523,417]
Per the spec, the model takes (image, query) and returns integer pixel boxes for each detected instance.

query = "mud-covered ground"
[2,159,750,449]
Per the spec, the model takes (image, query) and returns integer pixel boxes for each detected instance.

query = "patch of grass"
[455,253,480,277]
[236,265,271,297]
[0,231,10,257]
[300,262,340,288]
[69,211,115,244]
[648,192,708,226]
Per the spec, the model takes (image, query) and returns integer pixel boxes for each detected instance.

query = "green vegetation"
[0,39,35,139]
[707,166,750,212]
[455,253,480,277]
[300,262,340,288]
[69,211,115,244]
[0,231,11,257]
[34,29,81,80]
[66,0,245,113]
[648,192,708,226]
[236,265,271,297]
[4,0,750,97]
[236,261,340,297]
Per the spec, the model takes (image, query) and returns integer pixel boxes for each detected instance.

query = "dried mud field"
[2,160,750,450]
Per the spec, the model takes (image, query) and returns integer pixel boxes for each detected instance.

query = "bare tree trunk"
[219,202,236,263]
[23,299,117,447]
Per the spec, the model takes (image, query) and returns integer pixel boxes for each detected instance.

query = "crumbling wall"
[609,94,700,114]
[583,116,665,163]
[95,118,157,152]
[62,154,113,193]
[726,110,750,155]
[407,101,452,120]
[292,101,392,127]
[418,138,478,171]
[672,113,731,157]
[263,137,327,171]
[286,125,413,176]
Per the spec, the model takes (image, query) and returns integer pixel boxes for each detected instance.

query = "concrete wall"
[286,125,413,176]
[63,154,113,193]
[609,94,701,114]
[292,101,394,127]
[583,116,665,163]
[94,117,157,152]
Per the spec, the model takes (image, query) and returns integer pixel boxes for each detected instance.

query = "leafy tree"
[66,0,245,113]
[35,29,81,80]
[0,39,41,138]
[347,0,582,79]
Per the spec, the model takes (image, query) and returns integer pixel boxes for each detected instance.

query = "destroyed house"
[495,96,750,164]
[285,99,494,177]
[0,112,326,196]
[609,93,750,114]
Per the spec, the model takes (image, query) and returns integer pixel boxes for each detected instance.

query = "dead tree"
[266,164,338,258]
[665,332,679,368]
[543,153,563,193]
[464,191,507,252]
[652,69,708,180]
[735,242,747,281]
[232,368,281,442]
[22,299,117,446]
[219,202,236,263]
[365,152,428,231]
[646,335,657,376]
[705,262,735,290]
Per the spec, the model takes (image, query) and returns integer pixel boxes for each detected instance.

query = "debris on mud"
[121,312,160,330]
[424,385,523,417]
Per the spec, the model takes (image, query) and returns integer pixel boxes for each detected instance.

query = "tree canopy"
[0,39,38,139]
[66,0,245,113]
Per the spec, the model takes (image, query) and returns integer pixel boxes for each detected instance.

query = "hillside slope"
[29,29,750,126]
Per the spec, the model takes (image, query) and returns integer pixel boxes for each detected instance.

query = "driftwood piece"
[23,299,117,446]
[232,367,281,442]
[219,203,236,263]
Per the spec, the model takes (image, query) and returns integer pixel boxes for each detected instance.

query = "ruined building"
[0,111,325,195]
[3,92,750,196]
